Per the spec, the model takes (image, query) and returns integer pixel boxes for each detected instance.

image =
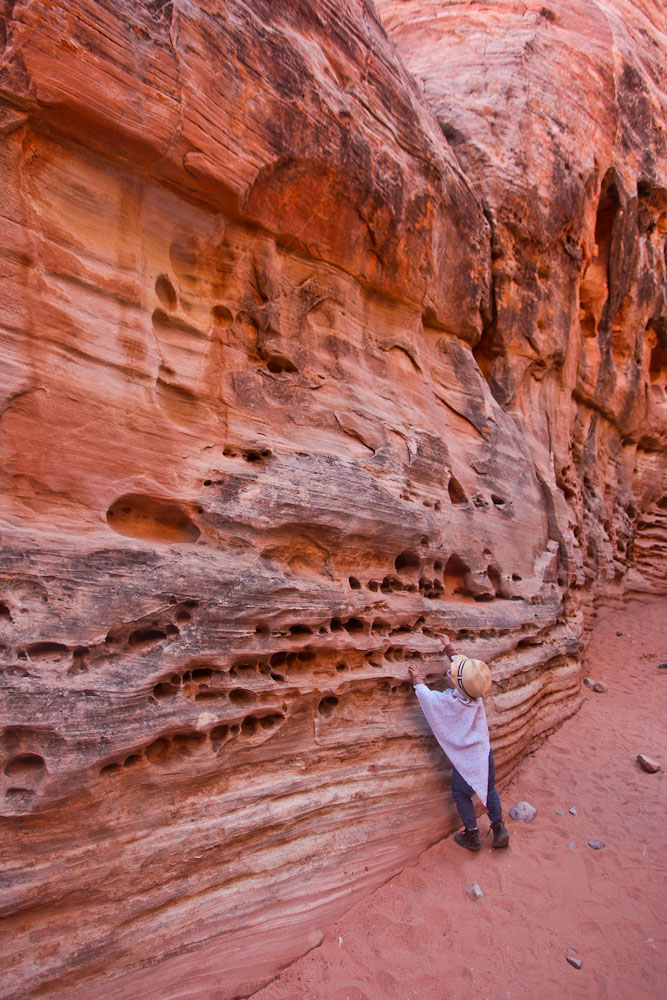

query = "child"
[408,633,509,850]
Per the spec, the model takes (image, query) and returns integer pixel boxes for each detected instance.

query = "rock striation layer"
[0,2,665,999]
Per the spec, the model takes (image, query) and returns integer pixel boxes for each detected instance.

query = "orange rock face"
[0,2,665,998]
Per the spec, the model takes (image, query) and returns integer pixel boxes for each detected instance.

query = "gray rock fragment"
[566,955,582,969]
[569,806,577,815]
[637,754,660,773]
[583,677,596,689]
[509,801,537,823]
[555,809,565,816]
[593,680,608,693]
[588,838,605,850]
[466,882,484,900]
[567,843,576,851]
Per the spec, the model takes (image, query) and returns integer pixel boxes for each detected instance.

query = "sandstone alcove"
[106,494,201,543]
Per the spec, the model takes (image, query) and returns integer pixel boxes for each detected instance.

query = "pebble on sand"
[637,754,661,773]
[567,843,576,851]
[583,677,596,689]
[658,662,667,669]
[588,839,606,850]
[509,801,537,823]
[593,680,608,693]
[555,809,565,816]
[466,882,484,900]
[569,806,578,815]
[566,955,583,969]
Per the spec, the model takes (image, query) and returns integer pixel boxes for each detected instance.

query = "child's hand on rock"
[435,631,457,659]
[408,664,426,686]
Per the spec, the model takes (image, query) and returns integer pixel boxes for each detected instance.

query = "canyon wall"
[0,2,665,998]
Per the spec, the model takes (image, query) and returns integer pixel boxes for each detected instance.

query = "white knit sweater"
[414,684,491,804]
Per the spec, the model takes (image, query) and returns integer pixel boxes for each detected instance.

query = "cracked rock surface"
[0,2,665,998]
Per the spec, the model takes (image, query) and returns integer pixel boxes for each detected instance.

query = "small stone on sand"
[555,809,564,816]
[466,882,484,900]
[566,955,583,969]
[658,662,667,669]
[593,681,608,693]
[637,754,660,773]
[509,801,537,823]
[583,677,596,689]
[569,806,577,815]
[567,843,576,851]
[588,838,605,850]
[616,631,623,636]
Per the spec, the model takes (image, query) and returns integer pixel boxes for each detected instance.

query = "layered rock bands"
[0,2,665,998]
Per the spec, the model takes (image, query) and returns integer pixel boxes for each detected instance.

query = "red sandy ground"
[250,595,667,1000]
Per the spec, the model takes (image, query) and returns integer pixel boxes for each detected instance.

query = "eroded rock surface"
[377,0,667,594]
[0,2,665,998]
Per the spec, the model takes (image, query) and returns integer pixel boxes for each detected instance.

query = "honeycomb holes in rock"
[106,494,200,543]
[580,169,620,337]
[264,354,297,375]
[102,711,287,774]
[487,565,503,595]
[221,445,272,462]
[212,304,233,326]
[394,550,420,575]
[4,753,47,779]
[128,627,171,650]
[24,641,69,659]
[155,274,178,311]
[443,553,471,595]
[318,696,339,718]
[153,661,226,701]
[448,477,468,505]
[288,624,313,636]
[5,788,36,805]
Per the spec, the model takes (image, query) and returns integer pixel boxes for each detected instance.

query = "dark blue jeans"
[451,749,502,829]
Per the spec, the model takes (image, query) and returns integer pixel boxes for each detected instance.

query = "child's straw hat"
[450,655,492,699]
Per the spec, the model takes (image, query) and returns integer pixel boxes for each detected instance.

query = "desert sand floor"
[250,595,667,1000]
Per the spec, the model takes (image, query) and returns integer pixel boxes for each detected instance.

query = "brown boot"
[490,819,510,848]
[454,827,483,851]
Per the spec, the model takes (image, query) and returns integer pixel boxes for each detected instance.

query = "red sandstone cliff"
[0,2,665,998]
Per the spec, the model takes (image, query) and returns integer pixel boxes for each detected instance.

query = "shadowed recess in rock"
[106,494,201,543]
